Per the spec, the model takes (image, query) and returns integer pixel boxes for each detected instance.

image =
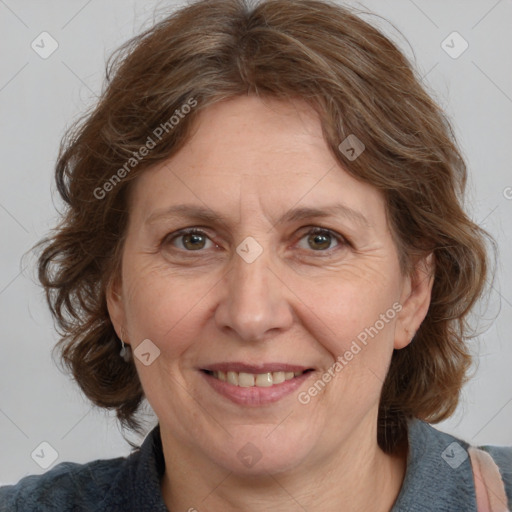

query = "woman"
[1,0,510,510]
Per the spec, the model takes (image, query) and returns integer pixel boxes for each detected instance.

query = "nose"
[214,245,294,343]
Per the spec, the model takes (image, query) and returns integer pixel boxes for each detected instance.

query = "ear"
[106,274,128,344]
[394,253,434,349]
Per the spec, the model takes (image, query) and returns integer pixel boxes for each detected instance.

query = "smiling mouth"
[202,369,314,388]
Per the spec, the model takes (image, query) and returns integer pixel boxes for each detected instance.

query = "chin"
[209,427,318,476]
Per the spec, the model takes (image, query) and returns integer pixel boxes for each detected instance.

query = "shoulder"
[477,444,512,509]
[0,425,165,512]
[393,419,512,512]
[393,420,481,511]
[0,456,127,511]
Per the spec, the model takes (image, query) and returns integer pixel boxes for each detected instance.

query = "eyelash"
[163,226,350,256]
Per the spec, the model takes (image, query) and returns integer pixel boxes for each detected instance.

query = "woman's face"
[108,95,432,475]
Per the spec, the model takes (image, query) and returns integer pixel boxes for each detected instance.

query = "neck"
[160,418,408,512]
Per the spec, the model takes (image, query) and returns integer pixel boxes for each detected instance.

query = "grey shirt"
[1,418,511,511]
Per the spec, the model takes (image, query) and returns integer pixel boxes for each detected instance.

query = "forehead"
[130,95,385,227]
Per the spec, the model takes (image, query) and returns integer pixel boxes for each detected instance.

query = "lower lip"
[201,371,312,406]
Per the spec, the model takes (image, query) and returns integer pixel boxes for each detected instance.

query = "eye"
[162,226,347,254]
[166,228,215,251]
[296,227,346,252]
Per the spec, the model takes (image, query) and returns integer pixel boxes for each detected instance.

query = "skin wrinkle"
[107,96,433,512]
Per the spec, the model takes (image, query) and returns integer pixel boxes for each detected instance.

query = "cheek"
[120,243,403,371]
[289,265,401,359]
[121,261,218,356]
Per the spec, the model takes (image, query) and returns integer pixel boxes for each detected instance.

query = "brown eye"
[308,231,332,250]
[181,232,207,250]
[297,228,343,252]
[168,229,214,251]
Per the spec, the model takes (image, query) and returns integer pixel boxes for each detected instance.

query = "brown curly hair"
[37,0,492,452]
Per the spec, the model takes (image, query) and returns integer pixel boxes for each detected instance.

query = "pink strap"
[469,446,510,512]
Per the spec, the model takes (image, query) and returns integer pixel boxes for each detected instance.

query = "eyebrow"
[145,203,371,228]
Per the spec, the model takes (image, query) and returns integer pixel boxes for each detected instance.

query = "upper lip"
[201,362,313,373]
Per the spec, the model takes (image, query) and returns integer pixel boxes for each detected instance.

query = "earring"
[120,339,132,362]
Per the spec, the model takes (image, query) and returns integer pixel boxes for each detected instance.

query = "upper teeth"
[212,370,304,387]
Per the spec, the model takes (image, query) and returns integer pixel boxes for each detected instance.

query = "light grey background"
[1,0,511,485]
